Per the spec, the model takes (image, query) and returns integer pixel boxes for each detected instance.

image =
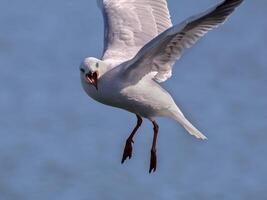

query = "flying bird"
[80,0,244,173]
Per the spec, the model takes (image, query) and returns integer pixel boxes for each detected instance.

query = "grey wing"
[98,0,172,66]
[123,0,244,83]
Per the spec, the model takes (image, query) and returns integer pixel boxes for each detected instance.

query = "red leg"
[149,121,159,173]
[121,115,143,164]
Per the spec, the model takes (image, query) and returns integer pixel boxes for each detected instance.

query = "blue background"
[0,0,266,199]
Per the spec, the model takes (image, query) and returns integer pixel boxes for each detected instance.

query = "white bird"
[80,0,244,173]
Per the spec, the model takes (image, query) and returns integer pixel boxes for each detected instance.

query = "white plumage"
[99,0,172,64]
[80,0,244,172]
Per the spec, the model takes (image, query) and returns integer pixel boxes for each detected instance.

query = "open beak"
[85,71,98,90]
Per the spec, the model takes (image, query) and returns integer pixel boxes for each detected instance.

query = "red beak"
[85,71,98,90]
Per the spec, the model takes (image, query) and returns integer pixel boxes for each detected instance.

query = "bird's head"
[80,57,106,90]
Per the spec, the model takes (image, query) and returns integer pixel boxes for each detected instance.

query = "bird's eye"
[80,68,85,73]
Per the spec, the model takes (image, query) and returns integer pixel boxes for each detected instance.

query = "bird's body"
[81,57,206,140]
[82,62,176,120]
[79,0,244,172]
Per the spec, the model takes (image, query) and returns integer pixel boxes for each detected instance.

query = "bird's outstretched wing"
[98,0,172,65]
[123,0,244,83]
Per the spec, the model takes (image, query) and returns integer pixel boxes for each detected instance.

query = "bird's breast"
[82,76,123,107]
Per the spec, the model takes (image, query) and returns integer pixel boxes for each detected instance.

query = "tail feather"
[181,118,207,140]
[170,108,207,140]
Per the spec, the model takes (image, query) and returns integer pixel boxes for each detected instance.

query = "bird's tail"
[170,108,207,140]
[180,117,207,140]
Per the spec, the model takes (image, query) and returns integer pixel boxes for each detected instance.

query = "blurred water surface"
[0,0,267,199]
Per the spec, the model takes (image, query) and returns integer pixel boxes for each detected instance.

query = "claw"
[121,115,142,165]
[149,149,157,173]
[121,139,134,164]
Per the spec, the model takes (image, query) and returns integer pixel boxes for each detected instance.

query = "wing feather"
[99,0,172,66]
[123,0,244,83]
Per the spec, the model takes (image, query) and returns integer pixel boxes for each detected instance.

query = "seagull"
[80,0,244,173]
